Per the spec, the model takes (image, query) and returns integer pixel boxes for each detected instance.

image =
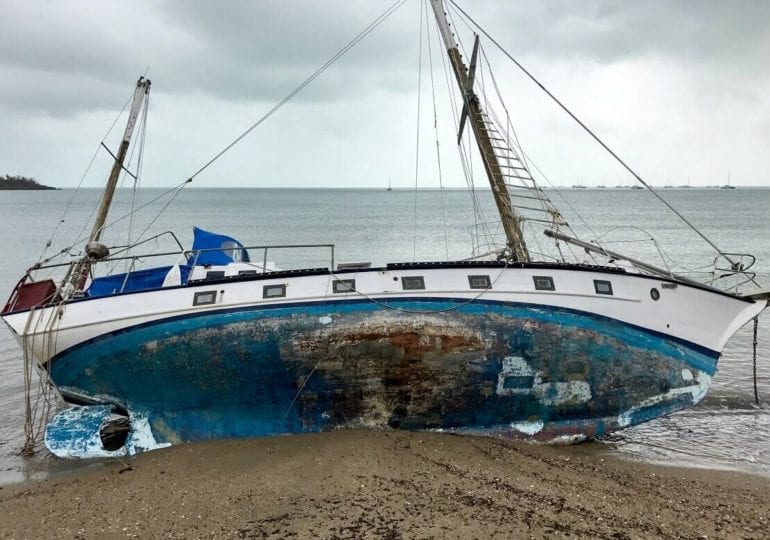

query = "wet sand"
[1,431,768,539]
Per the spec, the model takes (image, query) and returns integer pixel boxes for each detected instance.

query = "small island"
[0,174,58,190]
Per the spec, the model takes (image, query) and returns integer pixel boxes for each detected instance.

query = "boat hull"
[48,297,716,447]
[4,263,763,456]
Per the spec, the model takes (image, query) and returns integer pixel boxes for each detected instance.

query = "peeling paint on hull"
[47,299,717,456]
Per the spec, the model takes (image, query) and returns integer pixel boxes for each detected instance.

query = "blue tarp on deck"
[187,227,250,266]
[87,265,192,297]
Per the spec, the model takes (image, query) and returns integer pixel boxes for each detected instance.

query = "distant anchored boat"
[720,170,736,189]
[2,1,767,458]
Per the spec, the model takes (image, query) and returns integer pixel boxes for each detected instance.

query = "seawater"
[0,187,768,483]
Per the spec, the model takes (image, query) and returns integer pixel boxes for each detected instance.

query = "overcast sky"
[1,0,768,189]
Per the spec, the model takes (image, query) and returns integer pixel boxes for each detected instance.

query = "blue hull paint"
[48,299,717,453]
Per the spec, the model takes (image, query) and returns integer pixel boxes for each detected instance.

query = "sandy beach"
[1,431,768,539]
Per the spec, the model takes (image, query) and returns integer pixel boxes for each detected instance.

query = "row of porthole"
[337,275,617,295]
[192,276,667,306]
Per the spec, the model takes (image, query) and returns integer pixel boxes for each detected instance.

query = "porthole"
[193,290,217,306]
[205,270,225,280]
[263,284,286,299]
[593,280,613,296]
[401,276,425,290]
[333,279,355,293]
[650,288,660,301]
[533,275,555,291]
[468,275,491,289]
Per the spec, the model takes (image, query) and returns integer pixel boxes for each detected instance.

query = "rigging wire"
[50,179,192,259]
[412,0,425,262]
[447,0,737,268]
[185,0,408,185]
[126,91,150,253]
[36,92,134,266]
[424,0,450,260]
[130,180,188,247]
[431,14,492,252]
[64,1,407,258]
[35,1,408,261]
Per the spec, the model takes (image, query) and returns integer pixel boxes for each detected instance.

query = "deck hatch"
[193,290,217,306]
[468,275,492,289]
[401,276,425,290]
[533,275,555,291]
[263,284,287,299]
[594,279,614,295]
[333,279,356,293]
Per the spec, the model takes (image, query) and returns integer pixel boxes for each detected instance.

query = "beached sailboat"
[2,0,767,458]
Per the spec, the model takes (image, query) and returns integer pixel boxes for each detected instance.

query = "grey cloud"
[469,0,770,67]
[0,1,421,115]
[3,0,768,118]
[1,1,768,187]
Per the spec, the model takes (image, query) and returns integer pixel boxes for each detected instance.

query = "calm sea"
[0,187,768,483]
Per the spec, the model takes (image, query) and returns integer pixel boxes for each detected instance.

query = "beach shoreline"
[1,430,768,539]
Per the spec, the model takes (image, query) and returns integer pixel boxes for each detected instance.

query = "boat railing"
[708,252,760,292]
[468,222,507,259]
[107,231,186,258]
[13,242,336,301]
[24,242,335,273]
[469,221,579,263]
[184,243,335,275]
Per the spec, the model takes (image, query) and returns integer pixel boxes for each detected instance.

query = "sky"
[1,0,768,189]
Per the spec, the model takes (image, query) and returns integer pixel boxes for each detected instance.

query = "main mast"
[429,0,529,262]
[73,76,151,290]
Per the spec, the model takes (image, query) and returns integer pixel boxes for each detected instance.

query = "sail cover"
[188,227,251,266]
[87,265,188,297]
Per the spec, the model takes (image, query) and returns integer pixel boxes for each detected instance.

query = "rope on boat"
[20,299,64,456]
[283,365,318,420]
[753,316,760,405]
[20,307,37,456]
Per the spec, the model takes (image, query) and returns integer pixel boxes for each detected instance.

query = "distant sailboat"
[386,175,392,191]
[571,176,587,189]
[720,170,736,190]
